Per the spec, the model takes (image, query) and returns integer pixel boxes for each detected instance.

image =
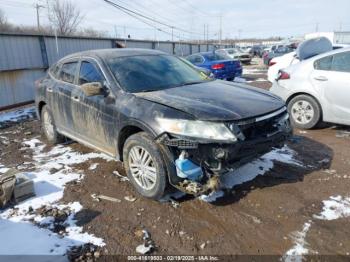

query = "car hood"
[134,80,285,121]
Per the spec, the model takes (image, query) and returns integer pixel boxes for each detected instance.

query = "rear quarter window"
[59,62,78,84]
[314,56,333,71]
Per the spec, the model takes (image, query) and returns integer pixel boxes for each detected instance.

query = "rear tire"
[41,105,65,144]
[288,95,321,129]
[123,132,167,200]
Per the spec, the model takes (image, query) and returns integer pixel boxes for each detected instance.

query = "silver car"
[270,47,350,129]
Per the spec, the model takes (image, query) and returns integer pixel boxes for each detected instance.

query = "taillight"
[277,70,290,80]
[269,61,276,67]
[211,63,225,70]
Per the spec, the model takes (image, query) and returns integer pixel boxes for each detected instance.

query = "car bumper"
[156,111,292,194]
[269,81,290,102]
[214,69,242,80]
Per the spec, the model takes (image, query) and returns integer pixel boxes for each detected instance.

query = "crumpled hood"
[135,80,285,121]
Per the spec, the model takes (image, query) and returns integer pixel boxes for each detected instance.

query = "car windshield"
[107,54,212,93]
[227,49,236,54]
[203,52,230,61]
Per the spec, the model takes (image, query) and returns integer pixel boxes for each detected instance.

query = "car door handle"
[47,87,53,92]
[73,96,79,102]
[314,76,328,81]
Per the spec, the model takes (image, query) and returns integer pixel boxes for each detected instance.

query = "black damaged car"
[35,48,292,199]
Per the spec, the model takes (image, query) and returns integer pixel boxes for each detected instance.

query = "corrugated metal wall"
[0,33,228,109]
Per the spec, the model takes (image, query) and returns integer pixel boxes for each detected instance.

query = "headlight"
[156,118,237,142]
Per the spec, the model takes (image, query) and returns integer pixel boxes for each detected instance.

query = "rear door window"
[331,52,350,73]
[59,62,78,84]
[78,61,104,85]
[314,56,333,71]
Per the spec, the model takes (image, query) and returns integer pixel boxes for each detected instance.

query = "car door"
[312,51,350,124]
[52,60,79,134]
[71,59,117,155]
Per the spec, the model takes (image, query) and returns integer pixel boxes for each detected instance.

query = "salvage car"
[186,51,242,80]
[270,47,350,129]
[36,48,292,199]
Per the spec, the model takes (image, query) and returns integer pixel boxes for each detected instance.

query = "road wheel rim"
[291,100,314,125]
[128,146,157,191]
[43,110,54,139]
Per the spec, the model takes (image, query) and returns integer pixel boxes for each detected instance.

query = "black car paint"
[35,48,291,195]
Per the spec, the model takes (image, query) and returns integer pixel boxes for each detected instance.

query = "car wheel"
[123,132,167,200]
[288,95,321,129]
[41,105,65,144]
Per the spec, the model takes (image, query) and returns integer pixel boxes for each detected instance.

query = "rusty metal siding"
[44,37,112,65]
[0,35,43,71]
[0,69,46,108]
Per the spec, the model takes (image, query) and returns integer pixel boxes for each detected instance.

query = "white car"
[268,44,349,83]
[270,47,350,129]
[267,52,298,82]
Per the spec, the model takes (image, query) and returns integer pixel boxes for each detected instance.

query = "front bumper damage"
[155,109,292,196]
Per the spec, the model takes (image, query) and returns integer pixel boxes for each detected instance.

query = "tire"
[123,132,167,200]
[287,95,321,129]
[41,105,65,144]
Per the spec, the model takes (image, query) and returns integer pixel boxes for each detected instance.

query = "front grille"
[227,109,287,140]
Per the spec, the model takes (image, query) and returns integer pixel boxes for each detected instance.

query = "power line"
[103,0,202,37]
[102,0,192,40]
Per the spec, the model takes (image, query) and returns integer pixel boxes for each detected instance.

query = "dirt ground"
[1,59,350,260]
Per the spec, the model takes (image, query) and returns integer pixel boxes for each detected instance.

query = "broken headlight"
[156,118,237,142]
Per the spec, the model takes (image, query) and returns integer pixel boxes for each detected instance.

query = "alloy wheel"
[128,146,157,190]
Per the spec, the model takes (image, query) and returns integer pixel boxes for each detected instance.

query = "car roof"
[60,48,166,62]
[305,46,350,61]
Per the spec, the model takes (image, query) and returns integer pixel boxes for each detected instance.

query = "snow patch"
[0,138,109,255]
[0,107,36,126]
[284,222,312,262]
[313,196,350,221]
[201,145,302,202]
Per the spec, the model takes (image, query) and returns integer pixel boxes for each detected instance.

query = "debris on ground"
[124,196,137,202]
[135,229,155,254]
[91,194,121,203]
[0,168,35,208]
[336,130,350,139]
[67,243,101,262]
[112,171,129,181]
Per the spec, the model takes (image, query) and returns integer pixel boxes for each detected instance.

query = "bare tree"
[0,8,8,29]
[48,0,84,36]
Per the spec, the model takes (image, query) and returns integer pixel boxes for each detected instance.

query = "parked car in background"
[216,48,252,64]
[268,43,349,82]
[186,51,242,80]
[179,57,214,79]
[36,48,292,199]
[270,47,350,129]
[263,46,294,65]
[250,45,264,57]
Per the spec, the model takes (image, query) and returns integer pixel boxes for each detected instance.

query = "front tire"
[123,132,167,200]
[41,105,65,144]
[288,95,321,129]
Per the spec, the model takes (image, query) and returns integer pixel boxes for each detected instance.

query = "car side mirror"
[80,82,103,97]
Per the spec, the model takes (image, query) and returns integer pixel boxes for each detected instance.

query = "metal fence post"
[38,35,49,69]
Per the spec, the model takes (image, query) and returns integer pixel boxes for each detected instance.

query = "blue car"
[186,52,242,80]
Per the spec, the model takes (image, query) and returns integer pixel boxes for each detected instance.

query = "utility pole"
[171,26,174,42]
[315,22,319,32]
[35,3,44,31]
[203,24,206,42]
[219,14,222,45]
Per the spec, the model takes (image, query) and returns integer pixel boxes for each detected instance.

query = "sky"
[1,0,350,41]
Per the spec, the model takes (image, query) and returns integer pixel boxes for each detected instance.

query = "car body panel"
[135,80,285,121]
[270,47,350,126]
[186,52,242,80]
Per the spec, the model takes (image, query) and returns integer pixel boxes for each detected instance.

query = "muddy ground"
[1,60,350,260]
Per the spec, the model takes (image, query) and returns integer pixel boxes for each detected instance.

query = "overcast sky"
[1,0,350,41]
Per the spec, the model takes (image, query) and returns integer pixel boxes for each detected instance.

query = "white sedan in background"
[270,47,350,129]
